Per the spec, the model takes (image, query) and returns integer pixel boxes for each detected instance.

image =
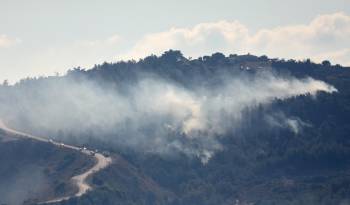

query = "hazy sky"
[1,0,350,83]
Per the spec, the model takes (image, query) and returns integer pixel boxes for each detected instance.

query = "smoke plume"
[0,71,337,163]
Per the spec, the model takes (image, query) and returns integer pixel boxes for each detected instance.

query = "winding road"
[0,120,113,204]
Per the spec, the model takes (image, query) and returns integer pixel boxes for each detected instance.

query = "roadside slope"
[0,130,95,205]
[0,121,112,204]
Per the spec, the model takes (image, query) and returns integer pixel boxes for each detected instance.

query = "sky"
[1,0,350,83]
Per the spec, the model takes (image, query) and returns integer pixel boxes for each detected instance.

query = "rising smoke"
[0,70,337,163]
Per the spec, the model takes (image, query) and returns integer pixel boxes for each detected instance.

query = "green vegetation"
[1,51,350,205]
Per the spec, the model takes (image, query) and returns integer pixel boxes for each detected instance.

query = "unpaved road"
[0,120,112,204]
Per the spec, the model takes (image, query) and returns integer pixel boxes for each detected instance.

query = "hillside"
[0,128,173,205]
[1,51,350,205]
[0,131,95,205]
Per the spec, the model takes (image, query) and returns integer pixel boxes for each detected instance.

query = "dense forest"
[1,50,350,205]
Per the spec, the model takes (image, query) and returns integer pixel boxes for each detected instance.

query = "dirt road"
[0,120,112,203]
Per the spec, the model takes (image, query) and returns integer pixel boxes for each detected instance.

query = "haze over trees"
[1,50,350,205]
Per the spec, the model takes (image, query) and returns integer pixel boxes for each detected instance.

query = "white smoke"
[0,71,337,163]
[265,112,312,135]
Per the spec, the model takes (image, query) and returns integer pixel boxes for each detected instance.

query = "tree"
[211,52,226,62]
[259,55,269,61]
[305,58,312,64]
[160,50,186,63]
[322,60,331,67]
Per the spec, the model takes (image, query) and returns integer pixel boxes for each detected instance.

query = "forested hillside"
[1,50,350,205]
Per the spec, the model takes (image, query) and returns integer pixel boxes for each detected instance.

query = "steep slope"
[0,131,95,205]
[54,154,175,205]
[0,120,113,203]
[0,126,174,205]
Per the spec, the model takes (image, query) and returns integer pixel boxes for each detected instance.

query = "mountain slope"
[1,51,350,204]
[0,131,94,205]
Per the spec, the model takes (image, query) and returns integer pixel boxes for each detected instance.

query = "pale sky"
[1,0,350,83]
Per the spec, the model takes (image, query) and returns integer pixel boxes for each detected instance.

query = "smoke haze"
[0,71,337,162]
